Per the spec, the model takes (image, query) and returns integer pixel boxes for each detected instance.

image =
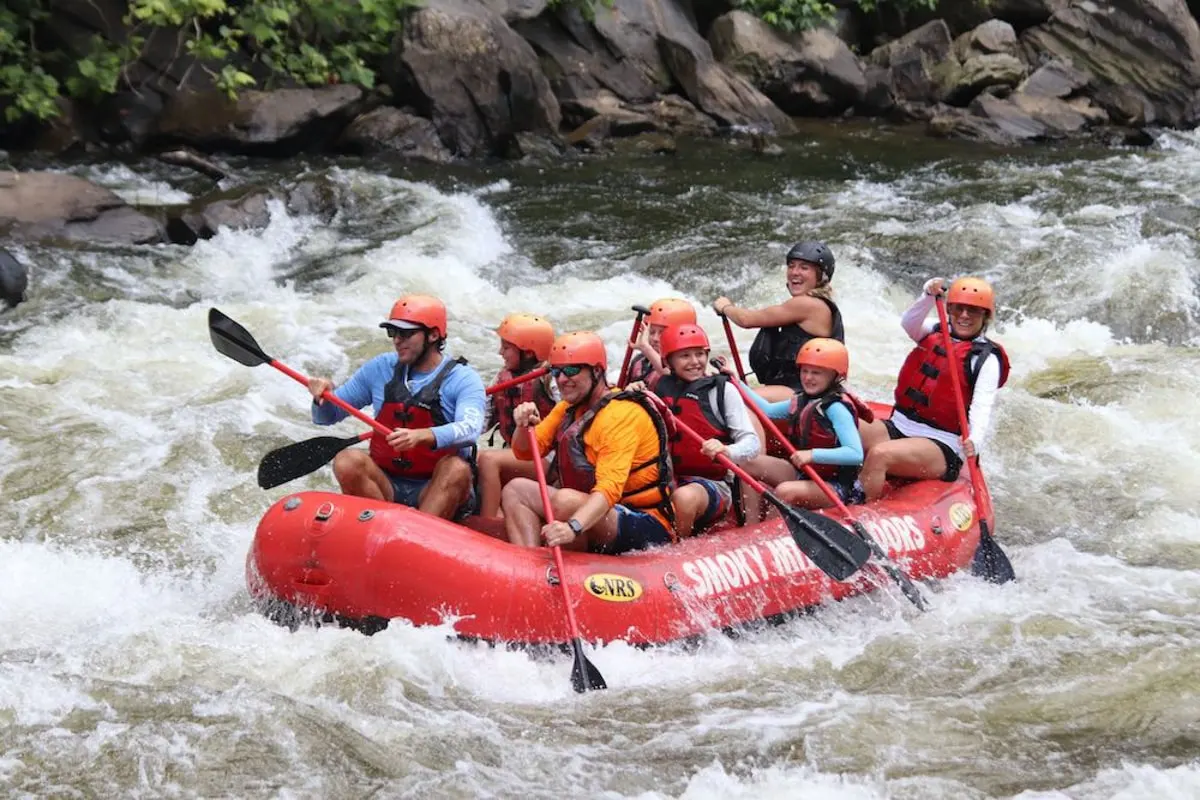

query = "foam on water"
[4,139,1200,796]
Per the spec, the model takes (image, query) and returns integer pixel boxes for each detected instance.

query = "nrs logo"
[584,573,643,602]
[949,503,974,532]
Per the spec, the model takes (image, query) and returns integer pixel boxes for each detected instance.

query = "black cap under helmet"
[785,241,835,280]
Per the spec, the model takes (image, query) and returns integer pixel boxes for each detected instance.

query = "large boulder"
[1020,0,1200,127]
[387,0,562,157]
[517,0,790,135]
[153,86,370,155]
[868,20,954,105]
[164,175,345,245]
[0,247,28,309]
[940,53,1028,106]
[0,171,165,245]
[928,89,1105,144]
[708,11,866,116]
[335,107,454,162]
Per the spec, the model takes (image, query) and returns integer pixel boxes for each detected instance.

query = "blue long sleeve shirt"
[741,383,864,466]
[312,352,486,454]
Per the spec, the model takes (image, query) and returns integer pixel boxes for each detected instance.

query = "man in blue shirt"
[307,294,486,520]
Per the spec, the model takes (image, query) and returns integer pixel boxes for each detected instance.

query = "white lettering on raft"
[680,515,929,598]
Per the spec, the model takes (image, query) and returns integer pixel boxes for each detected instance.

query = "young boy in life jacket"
[625,298,697,390]
[477,314,560,518]
[653,323,761,538]
[737,338,870,515]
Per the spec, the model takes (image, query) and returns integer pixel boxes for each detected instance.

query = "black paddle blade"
[971,520,1016,584]
[209,308,271,367]
[768,494,871,581]
[569,639,607,693]
[257,435,364,489]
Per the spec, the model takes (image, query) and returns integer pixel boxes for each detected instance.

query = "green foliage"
[0,0,420,124]
[734,0,938,33]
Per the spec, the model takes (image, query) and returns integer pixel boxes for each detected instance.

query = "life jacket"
[369,356,468,479]
[655,374,733,480]
[625,352,661,389]
[554,389,676,535]
[490,363,556,446]
[785,389,874,483]
[747,297,844,388]
[893,326,1011,434]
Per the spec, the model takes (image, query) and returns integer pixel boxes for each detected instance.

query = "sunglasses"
[549,365,587,379]
[947,304,986,318]
[384,326,424,339]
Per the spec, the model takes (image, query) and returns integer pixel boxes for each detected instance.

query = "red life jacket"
[626,353,662,390]
[655,374,733,480]
[369,356,468,479]
[554,389,676,532]
[490,364,556,446]
[785,389,874,483]
[893,327,1011,434]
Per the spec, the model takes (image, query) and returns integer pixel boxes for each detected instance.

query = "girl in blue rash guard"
[727,338,869,518]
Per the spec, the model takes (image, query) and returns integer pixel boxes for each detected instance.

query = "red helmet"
[660,323,710,359]
[549,331,607,370]
[947,277,995,315]
[497,313,555,361]
[646,298,697,328]
[381,294,447,338]
[796,337,849,379]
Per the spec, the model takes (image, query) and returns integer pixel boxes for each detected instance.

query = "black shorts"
[883,420,963,482]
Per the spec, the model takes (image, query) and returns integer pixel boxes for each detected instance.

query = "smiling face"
[385,326,431,365]
[947,303,988,339]
[666,347,708,382]
[799,364,837,395]
[498,339,522,371]
[786,259,822,297]
[553,364,597,405]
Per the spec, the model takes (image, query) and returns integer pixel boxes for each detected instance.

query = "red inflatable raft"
[247,473,981,646]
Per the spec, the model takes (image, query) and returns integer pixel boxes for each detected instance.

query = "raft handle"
[931,515,944,536]
[545,565,560,586]
[358,510,375,522]
[315,502,335,521]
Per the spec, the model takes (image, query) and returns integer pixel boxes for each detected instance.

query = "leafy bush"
[733,0,938,33]
[1,0,420,123]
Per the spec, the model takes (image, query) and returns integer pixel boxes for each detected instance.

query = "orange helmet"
[381,294,447,338]
[497,313,555,361]
[646,298,697,328]
[947,277,995,315]
[660,323,710,359]
[549,331,607,370]
[796,337,849,379]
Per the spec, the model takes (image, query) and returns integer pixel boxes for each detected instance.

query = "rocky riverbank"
[3,0,1200,256]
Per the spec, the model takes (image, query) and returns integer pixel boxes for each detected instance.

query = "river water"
[2,125,1199,798]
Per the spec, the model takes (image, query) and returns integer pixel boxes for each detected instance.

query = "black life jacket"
[747,297,844,388]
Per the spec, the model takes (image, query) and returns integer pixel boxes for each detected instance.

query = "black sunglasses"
[549,365,587,379]
[384,326,424,339]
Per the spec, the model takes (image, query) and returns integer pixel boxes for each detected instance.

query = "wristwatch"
[566,518,584,537]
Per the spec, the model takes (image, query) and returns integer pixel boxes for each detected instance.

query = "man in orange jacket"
[502,331,676,553]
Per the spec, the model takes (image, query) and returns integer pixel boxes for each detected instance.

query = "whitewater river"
[2,126,1199,798]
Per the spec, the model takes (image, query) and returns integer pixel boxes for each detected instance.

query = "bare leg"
[738,455,794,522]
[501,481,593,548]
[859,418,890,454]
[671,483,709,539]
[418,456,473,520]
[331,449,394,502]
[860,438,947,501]
[775,480,835,509]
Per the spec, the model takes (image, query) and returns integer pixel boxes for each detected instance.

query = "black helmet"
[785,241,835,280]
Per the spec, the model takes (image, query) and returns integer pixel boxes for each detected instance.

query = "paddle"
[258,431,371,489]
[728,380,928,610]
[719,312,748,381]
[643,391,869,582]
[617,304,651,387]
[934,296,1016,584]
[527,427,607,693]
[209,308,394,437]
